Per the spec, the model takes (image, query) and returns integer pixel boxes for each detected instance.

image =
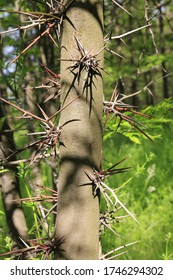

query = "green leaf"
[0,169,9,174]
[123,134,141,144]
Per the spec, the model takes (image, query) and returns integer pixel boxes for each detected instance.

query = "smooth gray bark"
[55,0,104,259]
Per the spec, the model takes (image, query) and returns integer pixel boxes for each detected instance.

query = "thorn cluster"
[67,36,103,102]
[85,159,139,224]
[104,85,152,140]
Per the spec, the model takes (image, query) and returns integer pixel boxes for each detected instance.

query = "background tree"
[0,79,29,250]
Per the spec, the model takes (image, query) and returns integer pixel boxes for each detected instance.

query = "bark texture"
[55,0,104,259]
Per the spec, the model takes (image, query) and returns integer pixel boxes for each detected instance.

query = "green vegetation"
[101,99,173,259]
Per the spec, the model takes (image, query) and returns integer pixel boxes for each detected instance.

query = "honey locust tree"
[0,0,152,260]
[54,0,104,260]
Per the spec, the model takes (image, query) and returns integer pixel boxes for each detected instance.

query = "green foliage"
[4,236,13,252]
[102,99,173,259]
[140,54,166,73]
[0,197,8,259]
[104,98,173,144]
[17,162,29,178]
[161,232,173,260]
[0,169,9,174]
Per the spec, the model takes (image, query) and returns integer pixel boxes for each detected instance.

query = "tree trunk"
[0,94,29,249]
[158,5,169,99]
[55,0,104,259]
[0,28,29,250]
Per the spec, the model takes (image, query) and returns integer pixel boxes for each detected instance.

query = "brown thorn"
[48,95,79,121]
[9,22,56,66]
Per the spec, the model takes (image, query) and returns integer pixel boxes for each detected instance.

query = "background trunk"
[0,92,29,248]
[55,0,104,259]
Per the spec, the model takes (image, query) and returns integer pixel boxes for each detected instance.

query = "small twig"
[0,96,49,124]
[105,25,150,42]
[102,241,139,259]
[112,0,133,17]
[9,22,56,65]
